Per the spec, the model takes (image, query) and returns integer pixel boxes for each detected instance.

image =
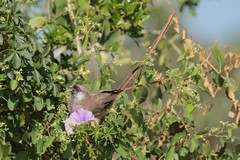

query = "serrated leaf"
[10,79,18,90]
[29,16,46,29]
[225,78,239,92]
[75,56,90,66]
[104,30,121,48]
[212,45,225,72]
[91,80,101,91]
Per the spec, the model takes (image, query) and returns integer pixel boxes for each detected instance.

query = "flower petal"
[64,108,95,135]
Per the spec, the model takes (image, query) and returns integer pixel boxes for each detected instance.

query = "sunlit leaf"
[29,16,46,29]
[166,146,175,160]
[0,142,12,158]
[225,78,239,92]
[212,45,225,72]
[10,79,18,90]
[34,96,44,111]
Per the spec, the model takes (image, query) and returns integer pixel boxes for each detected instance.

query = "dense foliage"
[1,0,240,159]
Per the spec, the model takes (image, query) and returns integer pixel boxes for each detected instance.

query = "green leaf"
[136,150,146,160]
[31,127,44,145]
[43,45,51,57]
[116,145,128,158]
[234,144,240,158]
[52,83,59,97]
[78,0,88,11]
[62,142,73,159]
[43,136,54,152]
[7,96,19,111]
[13,53,21,69]
[75,55,90,66]
[3,53,14,62]
[34,96,44,111]
[134,86,148,104]
[166,146,175,160]
[212,45,224,72]
[0,142,12,158]
[196,130,208,136]
[10,79,18,90]
[184,103,194,121]
[37,42,44,53]
[36,138,44,156]
[19,113,25,127]
[91,79,101,91]
[190,138,198,153]
[33,69,41,83]
[29,16,46,29]
[49,62,59,74]
[16,151,29,160]
[104,30,121,48]
[23,93,32,102]
[0,34,3,45]
[18,50,32,60]
[225,78,239,92]
[171,132,186,145]
[203,140,211,157]
[100,19,110,43]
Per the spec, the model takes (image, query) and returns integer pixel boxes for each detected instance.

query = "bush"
[1,0,240,159]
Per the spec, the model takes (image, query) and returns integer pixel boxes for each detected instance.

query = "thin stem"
[67,0,82,55]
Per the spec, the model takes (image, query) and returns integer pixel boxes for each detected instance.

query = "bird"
[67,12,175,117]
[67,84,122,116]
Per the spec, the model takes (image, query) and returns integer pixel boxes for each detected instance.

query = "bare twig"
[118,10,176,91]
[67,0,82,55]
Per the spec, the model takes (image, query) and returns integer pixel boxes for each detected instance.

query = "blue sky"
[181,0,240,47]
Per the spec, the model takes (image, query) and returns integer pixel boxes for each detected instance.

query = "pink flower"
[65,108,95,135]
